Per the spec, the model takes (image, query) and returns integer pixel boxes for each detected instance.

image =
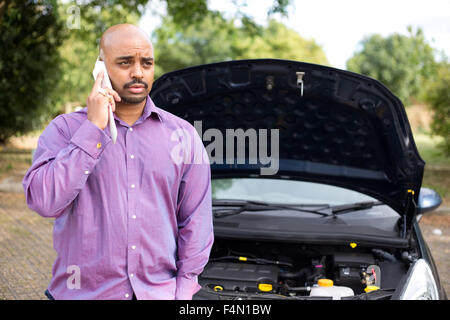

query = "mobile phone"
[92,58,117,144]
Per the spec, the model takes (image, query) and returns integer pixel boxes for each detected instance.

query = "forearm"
[175,170,213,299]
[173,126,214,299]
[23,119,110,217]
[24,146,94,217]
[175,227,214,299]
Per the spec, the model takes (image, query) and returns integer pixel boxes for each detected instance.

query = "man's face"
[103,35,154,105]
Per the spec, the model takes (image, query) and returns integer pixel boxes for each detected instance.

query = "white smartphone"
[92,58,117,144]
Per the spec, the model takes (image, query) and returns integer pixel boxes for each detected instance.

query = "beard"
[117,78,150,105]
[119,94,147,104]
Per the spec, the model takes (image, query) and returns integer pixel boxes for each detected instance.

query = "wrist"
[87,118,105,130]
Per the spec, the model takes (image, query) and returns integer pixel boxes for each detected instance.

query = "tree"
[0,0,65,143]
[0,0,294,142]
[346,27,437,104]
[55,2,141,110]
[163,0,292,28]
[153,17,329,78]
[56,0,296,110]
[425,61,450,155]
[153,14,239,77]
[234,19,329,65]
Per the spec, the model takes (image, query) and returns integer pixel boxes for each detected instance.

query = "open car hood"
[150,59,424,231]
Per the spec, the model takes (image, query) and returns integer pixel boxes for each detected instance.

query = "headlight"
[399,259,439,300]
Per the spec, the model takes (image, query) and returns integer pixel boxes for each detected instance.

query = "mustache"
[123,79,148,89]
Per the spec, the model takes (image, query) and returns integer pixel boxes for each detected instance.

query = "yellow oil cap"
[213,285,223,292]
[318,279,334,287]
[258,283,273,292]
[364,286,379,293]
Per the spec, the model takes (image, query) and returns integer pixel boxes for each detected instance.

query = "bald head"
[99,24,152,60]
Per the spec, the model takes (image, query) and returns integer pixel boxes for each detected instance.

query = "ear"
[99,48,105,61]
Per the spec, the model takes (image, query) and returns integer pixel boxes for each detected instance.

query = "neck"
[114,98,147,126]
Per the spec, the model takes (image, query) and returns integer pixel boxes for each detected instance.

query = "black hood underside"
[150,59,425,230]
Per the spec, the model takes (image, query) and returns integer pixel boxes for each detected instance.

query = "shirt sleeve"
[22,116,111,218]
[174,127,213,300]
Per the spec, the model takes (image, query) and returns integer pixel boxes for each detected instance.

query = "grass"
[0,148,32,180]
[413,132,450,206]
[413,132,449,168]
[0,162,14,174]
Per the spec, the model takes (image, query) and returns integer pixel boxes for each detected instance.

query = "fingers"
[108,95,116,112]
[103,87,121,102]
[89,70,119,115]
[92,70,104,93]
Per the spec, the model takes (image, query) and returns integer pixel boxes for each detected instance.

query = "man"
[22,24,214,300]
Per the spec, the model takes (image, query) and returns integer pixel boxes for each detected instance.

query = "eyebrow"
[115,56,154,61]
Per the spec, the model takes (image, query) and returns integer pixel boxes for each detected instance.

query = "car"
[150,59,446,300]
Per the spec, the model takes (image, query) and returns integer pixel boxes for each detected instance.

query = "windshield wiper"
[327,201,384,217]
[212,199,331,218]
[212,199,384,219]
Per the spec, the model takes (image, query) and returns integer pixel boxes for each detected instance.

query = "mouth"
[127,85,146,94]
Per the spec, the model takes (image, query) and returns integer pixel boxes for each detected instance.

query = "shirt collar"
[140,96,164,123]
[80,96,164,125]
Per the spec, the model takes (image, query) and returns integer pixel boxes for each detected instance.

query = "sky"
[140,0,450,69]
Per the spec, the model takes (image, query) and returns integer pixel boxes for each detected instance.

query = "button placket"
[126,125,139,295]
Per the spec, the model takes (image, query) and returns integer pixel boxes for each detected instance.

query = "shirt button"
[131,245,136,250]
[84,170,89,175]
[129,127,133,132]
[130,273,134,278]
[125,293,130,298]
[96,142,102,149]
[130,154,135,159]
[132,215,137,219]
[131,184,135,189]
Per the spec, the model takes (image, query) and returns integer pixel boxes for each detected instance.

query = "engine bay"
[194,239,414,300]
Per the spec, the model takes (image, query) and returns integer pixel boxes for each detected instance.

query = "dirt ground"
[416,212,450,297]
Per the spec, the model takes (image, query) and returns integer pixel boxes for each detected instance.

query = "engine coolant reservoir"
[309,279,354,300]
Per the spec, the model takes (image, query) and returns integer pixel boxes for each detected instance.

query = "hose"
[372,249,397,262]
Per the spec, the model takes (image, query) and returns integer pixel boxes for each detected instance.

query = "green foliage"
[165,0,292,29]
[0,0,65,143]
[153,14,237,77]
[267,0,292,16]
[234,19,329,64]
[153,17,329,78]
[165,0,209,27]
[0,0,295,142]
[346,27,437,104]
[424,62,450,156]
[51,0,295,111]
[55,1,141,108]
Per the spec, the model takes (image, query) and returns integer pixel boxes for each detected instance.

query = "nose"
[130,62,144,79]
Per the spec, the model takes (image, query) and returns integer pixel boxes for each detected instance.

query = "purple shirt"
[22,97,214,300]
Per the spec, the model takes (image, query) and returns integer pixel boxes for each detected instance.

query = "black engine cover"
[198,262,279,293]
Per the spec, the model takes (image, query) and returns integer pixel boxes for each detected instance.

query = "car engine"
[194,239,412,300]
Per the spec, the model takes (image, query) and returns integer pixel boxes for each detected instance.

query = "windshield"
[212,178,378,206]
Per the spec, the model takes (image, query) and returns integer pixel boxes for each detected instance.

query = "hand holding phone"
[90,58,119,144]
